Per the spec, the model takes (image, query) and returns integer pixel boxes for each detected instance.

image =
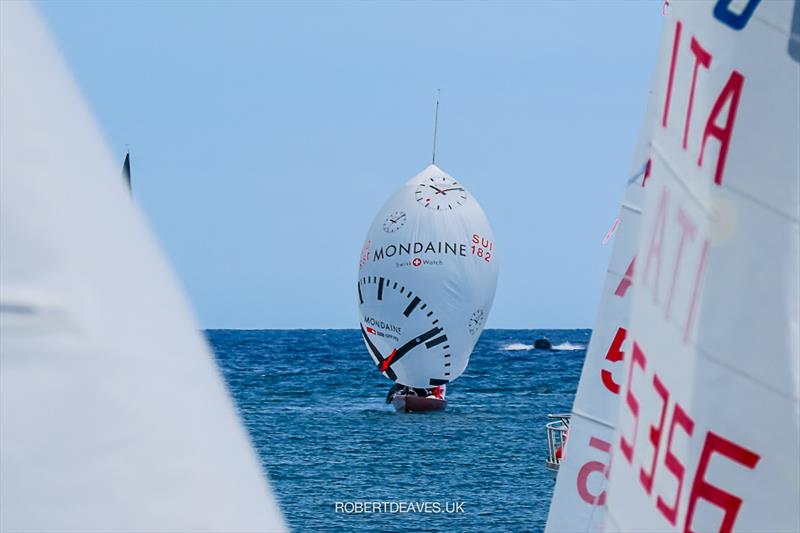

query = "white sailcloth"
[357,164,498,388]
[0,2,285,531]
[605,1,800,532]
[544,28,668,532]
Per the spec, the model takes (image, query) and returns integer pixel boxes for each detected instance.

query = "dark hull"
[534,338,552,350]
[391,394,447,413]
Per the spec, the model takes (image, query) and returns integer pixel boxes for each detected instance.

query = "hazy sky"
[38,0,664,329]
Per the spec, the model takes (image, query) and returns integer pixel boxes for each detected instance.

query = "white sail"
[605,1,800,532]
[358,164,498,388]
[0,2,285,531]
[544,25,668,531]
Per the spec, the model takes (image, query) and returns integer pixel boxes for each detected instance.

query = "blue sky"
[38,0,664,329]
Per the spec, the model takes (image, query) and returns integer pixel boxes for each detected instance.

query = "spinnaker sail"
[357,164,498,388]
[605,1,800,532]
[0,2,285,530]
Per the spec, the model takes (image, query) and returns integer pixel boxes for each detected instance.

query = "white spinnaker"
[358,164,498,388]
[544,23,667,531]
[0,3,285,531]
[606,1,800,532]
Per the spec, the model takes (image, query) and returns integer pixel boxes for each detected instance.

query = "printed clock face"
[382,210,407,233]
[468,309,485,335]
[414,175,468,211]
[358,275,452,387]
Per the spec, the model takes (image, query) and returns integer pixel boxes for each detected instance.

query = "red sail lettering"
[640,374,669,494]
[601,327,627,394]
[666,208,697,320]
[614,257,636,297]
[684,240,709,343]
[643,189,669,303]
[684,37,712,149]
[698,70,745,185]
[642,158,652,188]
[620,342,647,463]
[663,20,683,128]
[657,403,695,525]
[576,437,612,505]
[684,432,760,533]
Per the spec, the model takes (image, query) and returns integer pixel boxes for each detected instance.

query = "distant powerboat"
[534,337,553,350]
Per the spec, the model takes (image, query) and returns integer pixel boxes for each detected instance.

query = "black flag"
[121,151,131,190]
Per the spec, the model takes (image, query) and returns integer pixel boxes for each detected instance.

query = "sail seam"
[724,183,800,225]
[605,267,626,279]
[604,508,622,532]
[696,344,800,403]
[752,11,794,38]
[652,140,800,225]
[651,141,708,212]
[655,311,800,402]
[571,408,616,430]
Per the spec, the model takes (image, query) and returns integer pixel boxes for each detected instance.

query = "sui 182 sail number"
[471,233,493,262]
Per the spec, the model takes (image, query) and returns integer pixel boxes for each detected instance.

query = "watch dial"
[382,210,407,233]
[468,308,485,335]
[358,275,452,386]
[414,175,468,211]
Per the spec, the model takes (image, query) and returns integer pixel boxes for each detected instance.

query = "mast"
[431,89,440,165]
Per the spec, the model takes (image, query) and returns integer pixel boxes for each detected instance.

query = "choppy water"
[208,329,587,532]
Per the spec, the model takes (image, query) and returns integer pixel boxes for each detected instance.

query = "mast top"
[431,89,440,165]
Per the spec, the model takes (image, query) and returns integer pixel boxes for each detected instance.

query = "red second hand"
[379,349,397,371]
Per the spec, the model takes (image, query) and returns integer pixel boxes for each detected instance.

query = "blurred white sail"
[605,1,800,532]
[544,19,668,531]
[0,2,285,531]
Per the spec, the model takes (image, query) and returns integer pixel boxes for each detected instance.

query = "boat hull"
[391,394,447,413]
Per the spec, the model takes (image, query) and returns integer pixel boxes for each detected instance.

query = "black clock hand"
[442,187,465,192]
[429,184,447,195]
[380,327,442,371]
[362,325,399,380]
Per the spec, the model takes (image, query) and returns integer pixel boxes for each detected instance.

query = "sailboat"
[357,101,498,412]
[0,2,285,530]
[546,1,799,532]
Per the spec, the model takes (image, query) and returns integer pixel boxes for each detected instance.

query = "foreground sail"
[0,3,284,531]
[358,164,498,388]
[605,1,799,532]
[545,39,666,530]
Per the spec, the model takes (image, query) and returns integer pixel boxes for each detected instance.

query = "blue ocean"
[208,329,588,532]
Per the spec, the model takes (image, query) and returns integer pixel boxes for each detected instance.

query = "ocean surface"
[207,329,588,532]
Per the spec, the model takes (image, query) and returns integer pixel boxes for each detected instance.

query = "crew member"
[385,383,403,404]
